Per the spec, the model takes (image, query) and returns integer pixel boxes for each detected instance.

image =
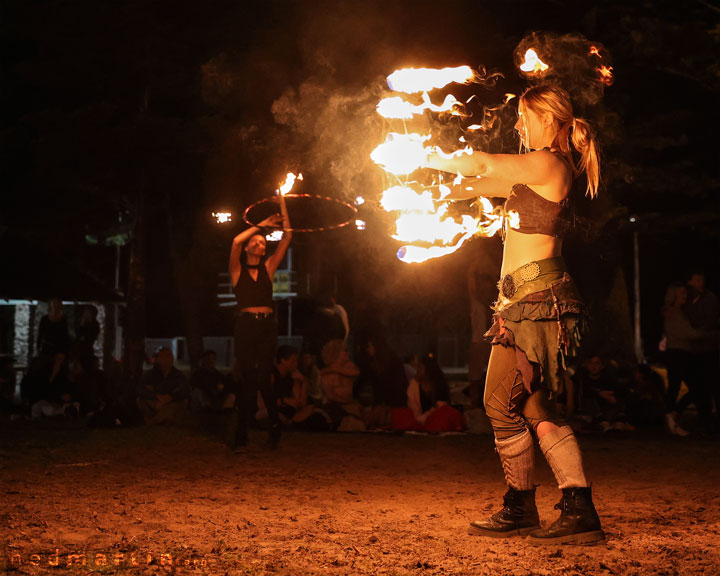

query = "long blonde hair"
[520,84,601,198]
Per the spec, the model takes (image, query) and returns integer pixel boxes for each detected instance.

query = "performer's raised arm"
[228,214,282,287]
[265,194,292,278]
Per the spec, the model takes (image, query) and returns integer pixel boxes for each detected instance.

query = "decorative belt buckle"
[519,262,541,283]
[501,274,516,299]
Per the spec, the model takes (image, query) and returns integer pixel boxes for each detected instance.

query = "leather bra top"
[503,149,573,238]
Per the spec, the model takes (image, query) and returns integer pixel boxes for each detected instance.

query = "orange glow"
[519,49,549,73]
[589,46,601,57]
[597,65,614,86]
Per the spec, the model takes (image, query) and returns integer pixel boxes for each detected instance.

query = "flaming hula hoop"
[243,193,358,233]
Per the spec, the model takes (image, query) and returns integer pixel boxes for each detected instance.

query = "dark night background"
[2,0,719,368]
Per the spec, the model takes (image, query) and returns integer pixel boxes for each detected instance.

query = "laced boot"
[527,487,605,545]
[469,487,540,537]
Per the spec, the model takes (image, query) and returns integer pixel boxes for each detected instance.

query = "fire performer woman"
[425,84,604,544]
[229,197,292,450]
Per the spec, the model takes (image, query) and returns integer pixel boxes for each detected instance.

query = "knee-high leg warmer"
[539,425,588,489]
[496,428,535,491]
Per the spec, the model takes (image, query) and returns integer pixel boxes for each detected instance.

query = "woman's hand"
[257,213,283,228]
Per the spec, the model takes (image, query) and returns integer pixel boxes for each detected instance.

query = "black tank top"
[234,264,274,310]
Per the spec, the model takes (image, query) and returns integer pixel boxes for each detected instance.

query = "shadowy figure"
[365,334,408,408]
[136,348,190,425]
[37,297,69,385]
[663,281,713,436]
[626,364,665,429]
[74,305,100,367]
[273,345,314,425]
[683,272,720,433]
[573,355,631,432]
[304,295,346,369]
[190,350,235,412]
[391,354,464,432]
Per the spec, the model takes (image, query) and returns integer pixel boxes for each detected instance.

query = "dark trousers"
[234,315,278,443]
[666,348,695,414]
[666,348,713,429]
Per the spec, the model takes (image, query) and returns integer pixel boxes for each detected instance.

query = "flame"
[212,212,232,224]
[386,66,474,94]
[396,235,474,264]
[589,46,601,57]
[519,49,549,73]
[266,230,284,242]
[370,132,432,175]
[597,65,614,86]
[381,187,521,264]
[376,93,462,120]
[380,186,435,212]
[277,172,303,196]
[504,93,516,104]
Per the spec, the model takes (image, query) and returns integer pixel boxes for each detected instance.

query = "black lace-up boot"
[468,487,540,537]
[527,487,604,545]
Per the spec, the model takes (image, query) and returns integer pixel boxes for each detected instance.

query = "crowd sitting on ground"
[3,274,718,441]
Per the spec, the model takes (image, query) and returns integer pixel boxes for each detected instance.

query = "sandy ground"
[1,422,719,576]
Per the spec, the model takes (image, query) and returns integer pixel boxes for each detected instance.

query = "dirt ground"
[1,422,719,576]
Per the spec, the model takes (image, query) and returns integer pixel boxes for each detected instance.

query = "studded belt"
[499,258,566,300]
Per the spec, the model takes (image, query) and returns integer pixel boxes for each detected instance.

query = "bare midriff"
[501,229,563,277]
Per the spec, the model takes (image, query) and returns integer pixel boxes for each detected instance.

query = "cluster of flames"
[370,66,515,264]
[521,46,613,86]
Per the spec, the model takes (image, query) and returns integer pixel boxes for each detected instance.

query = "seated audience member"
[573,354,631,431]
[391,354,464,432]
[28,362,82,420]
[190,350,235,412]
[365,334,408,408]
[627,363,666,428]
[402,354,419,384]
[136,348,190,424]
[303,296,346,368]
[299,351,322,404]
[273,345,313,424]
[37,297,70,385]
[317,340,363,429]
[64,356,108,417]
[0,356,15,416]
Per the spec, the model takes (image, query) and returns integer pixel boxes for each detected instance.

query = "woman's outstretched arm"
[265,195,292,278]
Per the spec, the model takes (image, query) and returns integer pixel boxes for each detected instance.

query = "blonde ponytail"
[571,117,600,198]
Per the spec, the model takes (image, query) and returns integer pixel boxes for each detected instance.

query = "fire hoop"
[243,194,358,233]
